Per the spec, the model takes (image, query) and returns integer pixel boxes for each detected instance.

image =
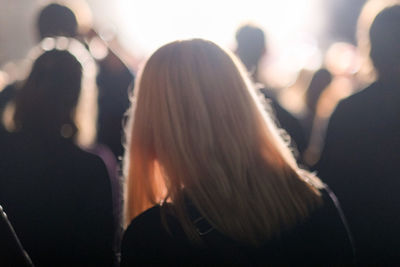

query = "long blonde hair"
[124,39,323,245]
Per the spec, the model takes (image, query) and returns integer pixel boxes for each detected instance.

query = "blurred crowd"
[1,0,400,265]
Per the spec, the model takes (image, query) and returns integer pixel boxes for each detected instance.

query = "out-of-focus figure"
[235,24,307,160]
[301,68,332,142]
[0,3,131,254]
[316,4,400,263]
[0,2,135,160]
[0,47,115,266]
[235,24,266,83]
[302,41,361,166]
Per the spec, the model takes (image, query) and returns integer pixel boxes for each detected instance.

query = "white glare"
[115,0,323,55]
[88,0,325,86]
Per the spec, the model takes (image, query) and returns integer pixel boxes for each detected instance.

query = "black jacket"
[316,80,400,264]
[0,132,115,266]
[121,187,354,265]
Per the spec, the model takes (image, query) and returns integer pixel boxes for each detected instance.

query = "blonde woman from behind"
[121,39,354,265]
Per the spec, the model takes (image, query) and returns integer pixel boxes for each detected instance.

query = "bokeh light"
[112,0,325,86]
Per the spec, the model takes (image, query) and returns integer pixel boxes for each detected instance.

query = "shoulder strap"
[0,205,34,267]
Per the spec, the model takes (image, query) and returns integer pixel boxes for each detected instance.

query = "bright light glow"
[111,0,324,85]
[116,0,322,51]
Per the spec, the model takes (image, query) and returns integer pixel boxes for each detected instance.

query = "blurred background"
[0,0,385,165]
[0,0,366,74]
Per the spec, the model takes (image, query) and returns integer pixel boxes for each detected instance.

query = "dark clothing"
[0,132,115,266]
[85,144,123,255]
[259,88,307,159]
[316,80,400,264]
[0,205,33,267]
[96,55,134,159]
[121,187,354,265]
[270,100,307,155]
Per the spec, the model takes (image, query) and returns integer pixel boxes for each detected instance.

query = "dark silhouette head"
[14,49,82,137]
[369,5,400,77]
[37,3,78,40]
[235,24,266,77]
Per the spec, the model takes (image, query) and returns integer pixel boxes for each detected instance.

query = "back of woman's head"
[14,49,82,137]
[125,39,322,245]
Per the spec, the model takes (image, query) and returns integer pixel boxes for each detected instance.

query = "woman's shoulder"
[123,204,186,242]
[121,205,192,265]
[275,185,355,263]
[124,205,164,235]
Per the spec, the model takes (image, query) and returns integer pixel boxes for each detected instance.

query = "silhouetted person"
[235,24,307,158]
[37,3,78,39]
[0,3,78,122]
[0,2,134,159]
[0,4,129,248]
[302,68,333,165]
[316,5,400,264]
[303,68,332,140]
[96,52,134,159]
[235,24,266,82]
[0,49,114,266]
